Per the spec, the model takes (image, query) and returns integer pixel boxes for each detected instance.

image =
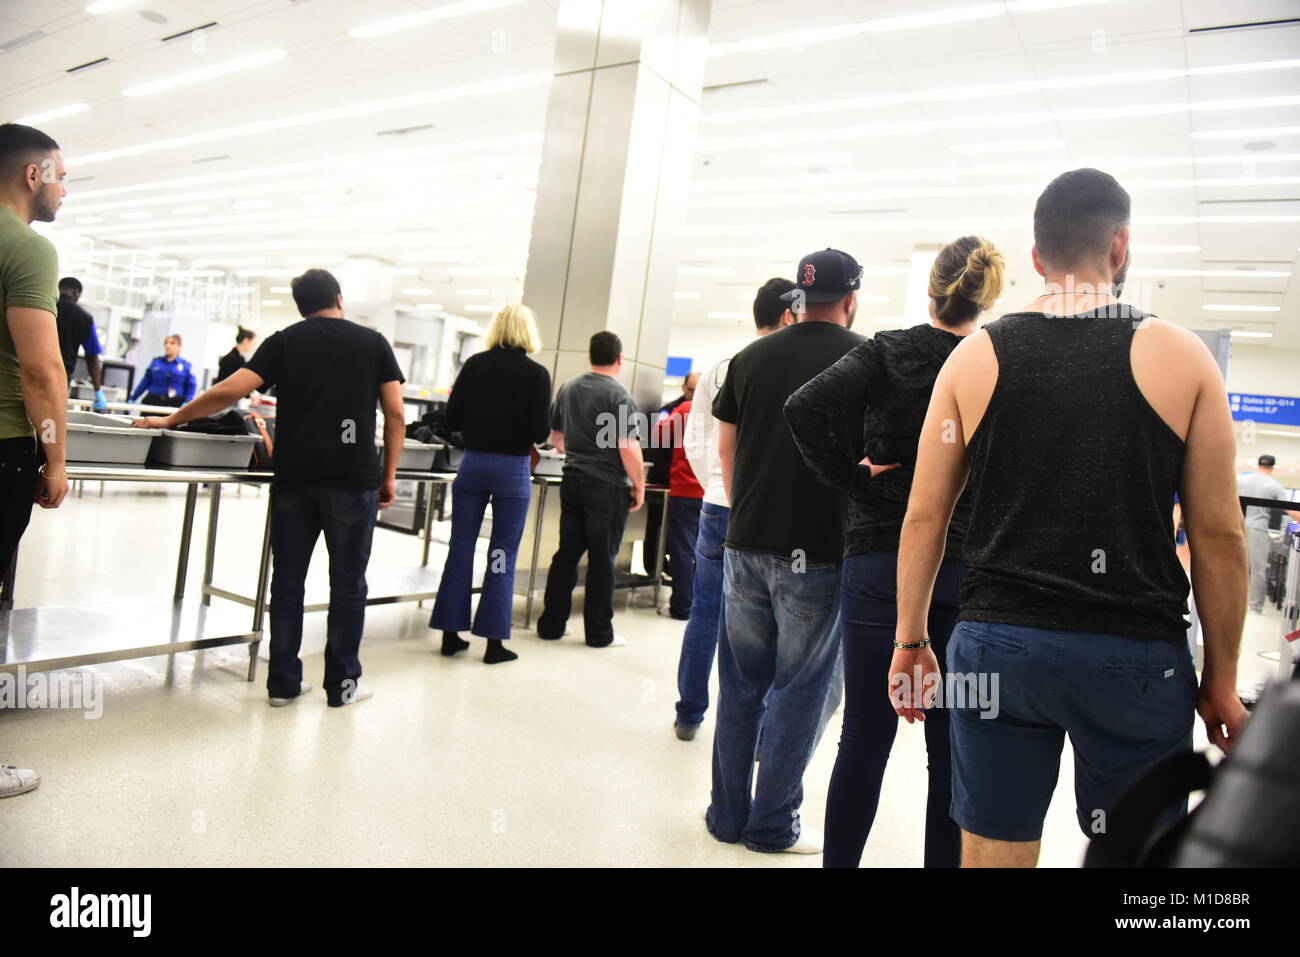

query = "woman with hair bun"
[784,235,1005,868]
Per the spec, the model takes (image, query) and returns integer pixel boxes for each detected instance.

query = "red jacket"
[655,401,704,499]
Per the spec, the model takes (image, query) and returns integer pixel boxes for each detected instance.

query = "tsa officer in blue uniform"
[130,333,196,408]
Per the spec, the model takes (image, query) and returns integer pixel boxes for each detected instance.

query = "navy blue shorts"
[947,621,1197,843]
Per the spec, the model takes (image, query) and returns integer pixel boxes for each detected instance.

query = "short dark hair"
[589,331,622,366]
[58,276,82,296]
[753,277,796,330]
[235,326,255,343]
[290,269,341,317]
[1033,168,1130,271]
[1258,454,1276,468]
[165,334,182,346]
[0,123,59,177]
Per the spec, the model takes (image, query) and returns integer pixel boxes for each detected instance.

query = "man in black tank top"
[892,169,1249,867]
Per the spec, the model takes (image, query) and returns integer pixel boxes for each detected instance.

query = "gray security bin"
[66,412,156,465]
[149,430,259,469]
[535,450,564,476]
[375,439,439,472]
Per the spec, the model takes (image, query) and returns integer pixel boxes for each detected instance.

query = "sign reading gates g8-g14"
[1229,393,1300,427]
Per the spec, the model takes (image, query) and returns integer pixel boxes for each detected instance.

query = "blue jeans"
[268,484,379,706]
[666,496,702,618]
[948,621,1197,843]
[707,547,843,851]
[824,552,963,868]
[675,502,729,727]
[430,450,532,640]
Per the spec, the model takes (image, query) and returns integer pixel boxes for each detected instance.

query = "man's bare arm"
[549,428,565,453]
[619,437,645,512]
[378,379,406,508]
[134,368,263,429]
[9,306,69,507]
[717,420,737,504]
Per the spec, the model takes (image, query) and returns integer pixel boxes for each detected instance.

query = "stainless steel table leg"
[248,494,273,683]
[174,483,198,601]
[421,479,436,568]
[652,488,669,610]
[524,481,548,629]
[202,483,222,606]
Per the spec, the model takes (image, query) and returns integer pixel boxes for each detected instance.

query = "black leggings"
[824,551,964,868]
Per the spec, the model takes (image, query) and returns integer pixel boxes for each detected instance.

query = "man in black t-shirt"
[705,248,864,856]
[55,276,107,409]
[135,269,406,708]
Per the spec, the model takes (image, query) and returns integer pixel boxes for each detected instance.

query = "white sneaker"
[269,681,312,707]
[336,682,374,706]
[782,825,824,855]
[0,764,39,799]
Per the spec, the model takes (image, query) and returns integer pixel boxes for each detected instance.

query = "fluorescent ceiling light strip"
[351,0,527,38]
[950,138,1063,154]
[701,58,1300,125]
[1230,331,1272,338]
[1201,304,1282,311]
[122,50,286,98]
[689,176,1300,209]
[697,95,1300,152]
[70,74,551,167]
[15,102,89,125]
[706,0,1116,59]
[1193,125,1300,139]
[690,152,1300,194]
[683,215,1298,235]
[68,139,542,202]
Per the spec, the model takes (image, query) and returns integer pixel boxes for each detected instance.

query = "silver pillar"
[524,0,712,410]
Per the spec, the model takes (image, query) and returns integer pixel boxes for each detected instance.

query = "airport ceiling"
[3,0,1298,346]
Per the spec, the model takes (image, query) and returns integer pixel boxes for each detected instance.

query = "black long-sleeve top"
[784,323,971,558]
[445,346,552,456]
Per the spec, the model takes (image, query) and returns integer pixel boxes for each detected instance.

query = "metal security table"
[0,464,453,682]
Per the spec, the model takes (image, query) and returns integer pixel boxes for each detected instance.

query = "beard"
[31,190,58,223]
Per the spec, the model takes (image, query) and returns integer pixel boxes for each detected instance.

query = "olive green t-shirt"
[0,205,59,439]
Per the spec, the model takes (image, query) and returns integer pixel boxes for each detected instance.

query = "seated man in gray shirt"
[537,331,645,648]
[1237,454,1300,613]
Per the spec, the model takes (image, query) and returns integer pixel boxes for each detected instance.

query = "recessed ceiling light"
[351,0,527,38]
[15,102,89,125]
[950,138,1064,154]
[1202,304,1281,312]
[122,49,287,97]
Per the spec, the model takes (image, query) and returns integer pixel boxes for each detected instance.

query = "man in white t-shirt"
[673,278,793,740]
[1237,454,1300,613]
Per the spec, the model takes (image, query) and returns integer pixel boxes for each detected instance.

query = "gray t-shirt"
[551,371,640,487]
[1237,470,1290,530]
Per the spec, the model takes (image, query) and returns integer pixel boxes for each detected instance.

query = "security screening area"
[1,0,1298,926]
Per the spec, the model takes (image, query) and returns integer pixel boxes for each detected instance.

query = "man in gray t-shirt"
[538,332,645,647]
[1237,454,1300,612]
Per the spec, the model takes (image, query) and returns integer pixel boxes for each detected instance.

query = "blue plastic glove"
[92,389,109,412]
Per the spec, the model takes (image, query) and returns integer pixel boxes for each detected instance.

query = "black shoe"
[440,631,470,656]
[674,721,698,741]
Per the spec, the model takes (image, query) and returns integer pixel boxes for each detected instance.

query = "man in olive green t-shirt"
[0,122,71,801]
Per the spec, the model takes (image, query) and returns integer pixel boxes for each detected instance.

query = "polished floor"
[0,482,1286,867]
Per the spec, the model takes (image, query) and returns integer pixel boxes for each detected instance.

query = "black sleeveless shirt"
[959,305,1190,643]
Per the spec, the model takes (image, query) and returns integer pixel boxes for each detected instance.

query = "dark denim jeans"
[268,484,378,706]
[707,547,843,851]
[675,502,728,727]
[824,551,963,868]
[666,495,702,618]
[537,472,631,647]
[430,450,532,640]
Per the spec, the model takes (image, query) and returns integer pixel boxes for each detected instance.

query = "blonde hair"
[484,303,542,354]
[927,235,1006,327]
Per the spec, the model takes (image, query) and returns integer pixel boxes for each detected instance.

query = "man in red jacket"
[654,400,704,620]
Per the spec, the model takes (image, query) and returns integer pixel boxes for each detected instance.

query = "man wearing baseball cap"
[706,248,864,854]
[1237,454,1300,613]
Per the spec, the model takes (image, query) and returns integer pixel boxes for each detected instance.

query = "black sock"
[440,631,470,656]
[484,639,517,664]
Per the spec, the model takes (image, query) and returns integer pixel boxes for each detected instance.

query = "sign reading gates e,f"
[1229,393,1300,427]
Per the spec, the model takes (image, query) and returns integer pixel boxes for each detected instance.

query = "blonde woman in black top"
[430,304,551,664]
[785,236,1005,867]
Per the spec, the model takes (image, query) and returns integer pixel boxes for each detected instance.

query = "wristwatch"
[893,637,931,650]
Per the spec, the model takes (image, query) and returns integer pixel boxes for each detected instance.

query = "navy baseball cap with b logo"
[781,248,863,304]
